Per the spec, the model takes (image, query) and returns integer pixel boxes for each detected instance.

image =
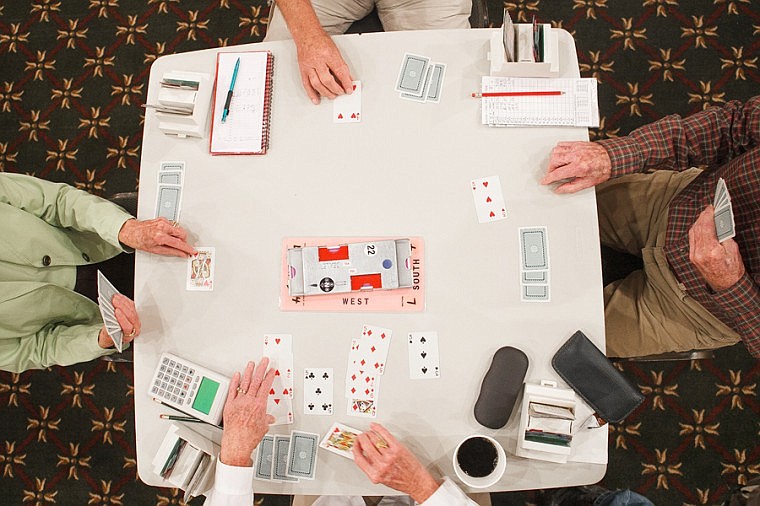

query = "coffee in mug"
[455,436,499,478]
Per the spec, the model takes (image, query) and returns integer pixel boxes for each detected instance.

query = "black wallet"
[551,330,644,423]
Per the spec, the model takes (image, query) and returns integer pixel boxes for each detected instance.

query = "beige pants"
[264,0,472,41]
[597,169,741,357]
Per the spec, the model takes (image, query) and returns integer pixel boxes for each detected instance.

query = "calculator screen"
[192,377,220,414]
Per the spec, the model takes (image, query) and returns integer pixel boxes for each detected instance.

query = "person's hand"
[98,294,140,349]
[219,358,276,467]
[295,32,354,104]
[688,205,746,291]
[541,141,612,193]
[352,423,440,503]
[118,218,196,258]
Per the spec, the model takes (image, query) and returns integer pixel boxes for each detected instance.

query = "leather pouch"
[551,330,644,423]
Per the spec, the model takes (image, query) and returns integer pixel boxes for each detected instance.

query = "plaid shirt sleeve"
[713,272,760,357]
[597,97,760,177]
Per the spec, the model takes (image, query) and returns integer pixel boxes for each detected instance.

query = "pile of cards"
[263,334,294,425]
[407,332,441,379]
[186,247,215,291]
[97,271,124,352]
[333,80,361,123]
[345,324,392,418]
[471,175,507,223]
[395,53,446,103]
[303,367,334,416]
[518,226,550,302]
[319,422,362,460]
[714,177,736,243]
[255,430,319,482]
[155,161,184,222]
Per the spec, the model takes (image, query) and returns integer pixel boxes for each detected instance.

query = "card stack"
[97,271,124,352]
[255,430,319,482]
[518,226,550,302]
[345,324,392,418]
[407,332,441,380]
[303,368,334,416]
[319,422,362,460]
[395,53,446,104]
[263,334,295,425]
[714,178,736,243]
[155,161,185,222]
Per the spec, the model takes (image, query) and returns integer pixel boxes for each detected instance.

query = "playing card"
[263,334,294,424]
[286,431,319,480]
[521,283,550,302]
[333,80,362,123]
[155,184,182,222]
[471,176,507,223]
[97,270,120,307]
[254,435,275,481]
[272,436,298,482]
[97,271,124,352]
[395,53,430,97]
[715,203,736,243]
[714,178,730,210]
[186,247,215,291]
[160,160,185,172]
[407,331,441,380]
[400,65,432,102]
[347,397,378,418]
[345,364,377,400]
[303,368,333,415]
[319,422,361,460]
[425,63,446,103]
[521,270,549,284]
[360,324,393,375]
[158,170,183,186]
[519,227,549,270]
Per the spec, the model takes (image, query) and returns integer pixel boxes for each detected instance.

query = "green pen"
[221,57,241,123]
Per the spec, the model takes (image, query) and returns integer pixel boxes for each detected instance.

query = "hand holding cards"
[97,270,126,352]
[714,178,736,243]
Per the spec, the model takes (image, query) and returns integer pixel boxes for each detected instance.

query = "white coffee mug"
[452,434,506,488]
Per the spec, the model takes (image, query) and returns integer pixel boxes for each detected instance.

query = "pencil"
[471,91,564,98]
[160,414,204,423]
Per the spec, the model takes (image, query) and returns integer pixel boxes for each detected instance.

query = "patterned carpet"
[0,1,758,505]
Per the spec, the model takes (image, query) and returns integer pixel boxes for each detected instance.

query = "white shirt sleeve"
[418,477,478,506]
[203,461,254,506]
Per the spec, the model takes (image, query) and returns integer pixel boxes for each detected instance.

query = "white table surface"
[135,28,607,495]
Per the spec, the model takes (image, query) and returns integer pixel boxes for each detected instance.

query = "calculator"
[148,352,230,426]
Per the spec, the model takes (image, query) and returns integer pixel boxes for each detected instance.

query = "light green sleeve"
[0,322,115,373]
[0,173,133,249]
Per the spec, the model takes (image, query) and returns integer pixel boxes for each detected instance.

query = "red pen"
[471,91,564,98]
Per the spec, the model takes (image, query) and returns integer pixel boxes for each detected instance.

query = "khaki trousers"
[597,169,741,357]
[264,0,471,41]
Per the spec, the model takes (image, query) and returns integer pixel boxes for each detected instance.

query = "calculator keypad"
[151,358,196,405]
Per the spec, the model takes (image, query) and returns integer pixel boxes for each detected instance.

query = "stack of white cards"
[97,271,124,352]
[155,161,185,222]
[263,334,294,425]
[345,324,392,418]
[395,53,446,104]
[714,177,736,243]
[255,430,319,482]
[407,332,441,379]
[186,247,215,291]
[518,226,550,302]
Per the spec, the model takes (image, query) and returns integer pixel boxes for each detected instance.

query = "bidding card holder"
[551,330,644,424]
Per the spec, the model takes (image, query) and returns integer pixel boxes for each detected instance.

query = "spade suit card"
[333,80,361,123]
[471,176,507,223]
[303,368,333,415]
[407,331,441,379]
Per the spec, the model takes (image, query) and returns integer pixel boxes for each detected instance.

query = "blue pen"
[221,57,240,123]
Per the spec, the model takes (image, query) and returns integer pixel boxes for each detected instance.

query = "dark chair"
[601,245,715,362]
[346,0,490,34]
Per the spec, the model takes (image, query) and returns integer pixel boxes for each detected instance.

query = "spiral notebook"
[210,51,274,155]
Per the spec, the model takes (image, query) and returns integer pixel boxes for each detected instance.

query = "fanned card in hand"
[210,51,274,155]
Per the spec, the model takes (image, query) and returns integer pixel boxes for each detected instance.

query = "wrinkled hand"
[541,141,612,193]
[296,32,353,104]
[352,423,440,503]
[220,358,276,467]
[118,218,195,258]
[688,205,746,291]
[98,294,140,349]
